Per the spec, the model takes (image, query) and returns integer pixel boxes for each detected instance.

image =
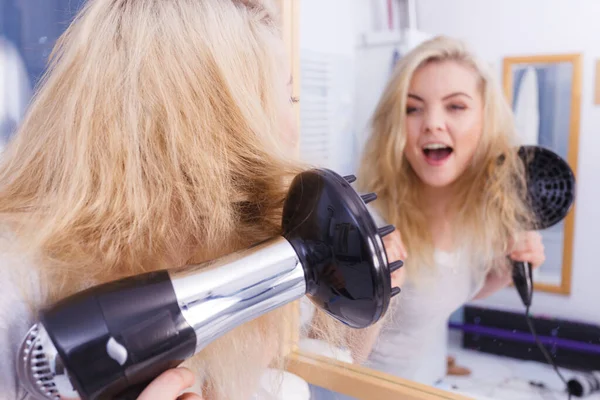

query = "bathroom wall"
[298,0,409,175]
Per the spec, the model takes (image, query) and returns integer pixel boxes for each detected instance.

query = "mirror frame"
[502,53,582,296]
[277,1,469,398]
[286,352,471,400]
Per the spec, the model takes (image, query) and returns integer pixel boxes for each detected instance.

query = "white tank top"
[365,250,485,385]
[365,206,486,385]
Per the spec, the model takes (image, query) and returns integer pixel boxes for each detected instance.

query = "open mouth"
[422,143,453,162]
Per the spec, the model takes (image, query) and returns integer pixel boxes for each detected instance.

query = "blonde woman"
[0,0,306,399]
[355,36,546,386]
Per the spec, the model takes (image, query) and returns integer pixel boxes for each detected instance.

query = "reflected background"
[297,1,599,400]
[1,0,85,147]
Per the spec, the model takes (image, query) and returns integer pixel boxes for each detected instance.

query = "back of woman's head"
[358,35,532,279]
[0,1,300,397]
[1,0,297,280]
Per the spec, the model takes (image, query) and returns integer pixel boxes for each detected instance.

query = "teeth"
[423,143,450,150]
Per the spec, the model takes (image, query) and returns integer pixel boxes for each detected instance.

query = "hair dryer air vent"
[17,323,78,400]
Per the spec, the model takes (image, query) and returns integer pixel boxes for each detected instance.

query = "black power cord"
[525,305,572,400]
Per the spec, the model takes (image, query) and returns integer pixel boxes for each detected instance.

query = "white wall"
[298,0,361,174]
[299,0,359,56]
[414,0,600,324]
[298,0,407,175]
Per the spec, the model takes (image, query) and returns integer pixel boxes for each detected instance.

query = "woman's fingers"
[511,231,542,252]
[383,230,408,261]
[509,231,545,268]
[391,268,407,288]
[392,231,408,259]
[510,251,545,268]
[137,368,196,400]
[510,242,546,267]
[382,230,407,288]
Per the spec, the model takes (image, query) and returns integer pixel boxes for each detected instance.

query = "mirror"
[287,351,472,400]
[503,54,581,294]
[295,1,598,400]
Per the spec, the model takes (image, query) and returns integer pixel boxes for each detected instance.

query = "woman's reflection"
[354,35,546,387]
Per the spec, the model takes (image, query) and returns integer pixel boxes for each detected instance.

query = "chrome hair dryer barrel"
[17,168,402,400]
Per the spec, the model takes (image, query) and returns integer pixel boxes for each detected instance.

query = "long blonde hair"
[358,36,533,281]
[0,0,301,398]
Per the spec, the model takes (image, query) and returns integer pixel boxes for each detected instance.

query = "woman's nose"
[423,109,445,133]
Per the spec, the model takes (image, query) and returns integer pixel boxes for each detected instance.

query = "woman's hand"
[383,230,408,288]
[137,368,203,400]
[509,231,545,269]
[473,232,544,301]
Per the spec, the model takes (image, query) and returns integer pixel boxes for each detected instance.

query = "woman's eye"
[290,96,299,104]
[406,106,420,114]
[448,104,466,111]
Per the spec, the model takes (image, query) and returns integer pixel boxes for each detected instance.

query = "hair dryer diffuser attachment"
[282,169,396,329]
[518,145,575,230]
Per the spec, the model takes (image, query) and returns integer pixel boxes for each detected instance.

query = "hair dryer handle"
[39,270,197,400]
[512,260,533,307]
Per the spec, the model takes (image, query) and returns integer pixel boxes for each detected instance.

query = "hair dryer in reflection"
[16,168,403,400]
[512,145,575,307]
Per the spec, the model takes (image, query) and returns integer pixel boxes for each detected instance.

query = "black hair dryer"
[512,145,575,307]
[16,169,402,400]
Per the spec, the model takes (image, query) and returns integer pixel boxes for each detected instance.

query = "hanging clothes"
[513,66,540,146]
